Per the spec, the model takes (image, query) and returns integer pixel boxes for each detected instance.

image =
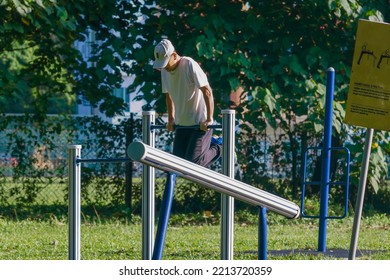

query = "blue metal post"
[152,172,177,260]
[318,67,335,252]
[258,207,268,260]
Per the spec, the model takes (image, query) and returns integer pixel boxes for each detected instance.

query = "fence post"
[125,113,134,212]
[68,145,82,260]
[221,109,235,260]
[142,111,156,260]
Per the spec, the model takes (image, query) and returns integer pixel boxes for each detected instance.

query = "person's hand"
[166,120,175,132]
[200,120,212,132]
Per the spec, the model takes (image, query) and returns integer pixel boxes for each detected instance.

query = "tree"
[1,0,389,197]
[127,0,389,196]
[131,0,389,197]
[0,0,138,117]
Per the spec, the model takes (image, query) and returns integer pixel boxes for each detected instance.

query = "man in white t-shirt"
[153,39,221,167]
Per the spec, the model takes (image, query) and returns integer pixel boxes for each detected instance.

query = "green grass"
[0,211,389,260]
[1,176,389,260]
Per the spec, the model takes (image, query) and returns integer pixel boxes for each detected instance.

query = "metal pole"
[318,67,335,252]
[127,142,300,218]
[349,128,374,259]
[68,145,81,260]
[142,111,155,260]
[221,109,235,260]
[258,207,268,260]
[125,113,134,211]
[152,172,177,260]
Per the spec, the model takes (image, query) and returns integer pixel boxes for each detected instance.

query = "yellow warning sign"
[344,20,390,131]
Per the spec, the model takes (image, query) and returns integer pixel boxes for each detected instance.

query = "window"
[113,87,130,113]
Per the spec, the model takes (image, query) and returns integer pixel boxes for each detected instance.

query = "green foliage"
[125,0,389,196]
[0,0,139,116]
[345,129,390,194]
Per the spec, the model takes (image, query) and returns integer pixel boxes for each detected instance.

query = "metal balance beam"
[127,141,300,219]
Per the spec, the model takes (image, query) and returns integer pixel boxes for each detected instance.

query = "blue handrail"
[150,124,222,130]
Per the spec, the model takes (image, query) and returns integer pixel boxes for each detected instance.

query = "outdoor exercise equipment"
[128,141,300,218]
[137,110,300,260]
[141,109,238,260]
[127,140,300,259]
[67,147,131,260]
[300,68,351,252]
[67,109,300,260]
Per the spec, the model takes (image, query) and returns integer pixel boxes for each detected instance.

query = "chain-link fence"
[0,115,305,207]
[1,114,388,212]
[0,114,140,206]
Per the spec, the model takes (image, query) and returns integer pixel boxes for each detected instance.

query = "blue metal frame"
[150,124,222,130]
[152,172,177,260]
[316,68,335,252]
[300,68,351,252]
[76,158,131,163]
[301,146,351,219]
[258,207,268,260]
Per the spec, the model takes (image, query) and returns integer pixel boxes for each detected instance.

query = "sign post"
[344,19,390,260]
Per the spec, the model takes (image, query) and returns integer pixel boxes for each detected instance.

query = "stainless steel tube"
[221,109,235,259]
[128,141,300,219]
[141,111,156,260]
[68,145,81,260]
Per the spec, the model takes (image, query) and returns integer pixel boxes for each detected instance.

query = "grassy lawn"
[0,211,389,260]
[1,177,389,260]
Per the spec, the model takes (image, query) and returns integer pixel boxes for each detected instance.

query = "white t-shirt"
[161,56,211,126]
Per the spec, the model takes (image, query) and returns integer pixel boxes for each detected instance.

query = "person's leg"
[185,128,221,167]
[172,129,191,158]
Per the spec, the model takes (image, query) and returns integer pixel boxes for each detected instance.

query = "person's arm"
[166,93,175,131]
[199,85,214,131]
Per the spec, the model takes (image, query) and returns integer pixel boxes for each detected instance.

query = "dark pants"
[172,128,221,168]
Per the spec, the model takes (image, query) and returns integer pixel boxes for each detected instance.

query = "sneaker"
[210,136,237,163]
[211,136,222,145]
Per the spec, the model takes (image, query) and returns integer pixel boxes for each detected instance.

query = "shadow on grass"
[243,249,388,260]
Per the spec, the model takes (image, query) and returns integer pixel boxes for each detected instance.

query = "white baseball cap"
[153,39,175,69]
